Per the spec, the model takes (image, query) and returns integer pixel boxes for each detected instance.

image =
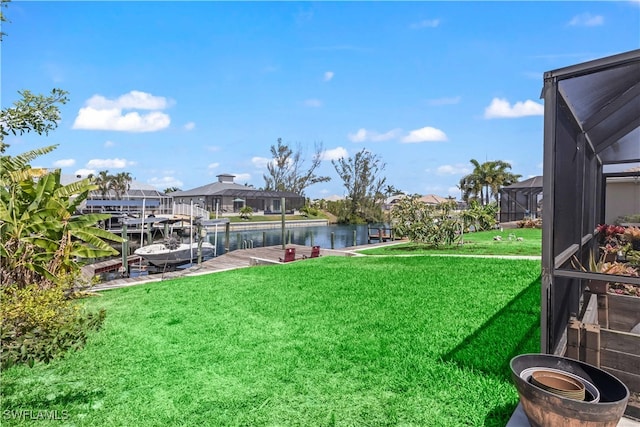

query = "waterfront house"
[170,174,305,215]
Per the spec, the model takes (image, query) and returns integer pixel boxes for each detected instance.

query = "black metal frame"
[541,49,640,354]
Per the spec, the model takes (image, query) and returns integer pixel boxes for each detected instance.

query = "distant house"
[384,194,454,211]
[605,167,640,224]
[170,174,305,214]
[61,174,173,217]
[418,194,451,205]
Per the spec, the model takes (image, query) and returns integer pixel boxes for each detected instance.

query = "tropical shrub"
[0,284,106,368]
[0,153,120,367]
[239,206,253,220]
[614,214,640,225]
[1,123,122,367]
[461,200,498,232]
[299,204,319,217]
[391,195,460,247]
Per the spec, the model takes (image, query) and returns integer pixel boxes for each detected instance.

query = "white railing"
[172,202,210,219]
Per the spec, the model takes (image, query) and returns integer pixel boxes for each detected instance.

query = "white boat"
[134,240,215,267]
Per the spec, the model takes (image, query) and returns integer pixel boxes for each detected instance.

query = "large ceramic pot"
[510,354,629,427]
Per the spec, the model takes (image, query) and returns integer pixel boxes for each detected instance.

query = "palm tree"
[487,160,521,203]
[459,159,521,205]
[383,184,404,198]
[458,173,482,204]
[94,170,112,198]
[109,172,132,199]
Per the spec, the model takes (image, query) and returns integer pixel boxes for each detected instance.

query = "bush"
[615,214,640,225]
[239,206,253,220]
[299,205,319,217]
[0,284,106,369]
[391,196,460,247]
[462,200,498,232]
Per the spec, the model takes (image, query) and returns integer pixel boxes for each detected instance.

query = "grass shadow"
[441,275,541,381]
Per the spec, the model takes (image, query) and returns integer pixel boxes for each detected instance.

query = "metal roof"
[170,182,254,197]
[502,176,543,190]
[86,199,161,207]
[543,49,640,165]
[171,184,303,199]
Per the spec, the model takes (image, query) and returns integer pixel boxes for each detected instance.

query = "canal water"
[113,223,389,281]
[204,223,385,256]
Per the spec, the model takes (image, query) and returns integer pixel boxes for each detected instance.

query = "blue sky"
[3,1,639,199]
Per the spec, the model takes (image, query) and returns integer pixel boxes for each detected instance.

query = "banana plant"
[1,147,123,289]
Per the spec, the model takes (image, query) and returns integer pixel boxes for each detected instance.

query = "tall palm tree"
[109,172,132,199]
[94,170,112,198]
[487,160,521,203]
[458,173,482,204]
[459,159,520,205]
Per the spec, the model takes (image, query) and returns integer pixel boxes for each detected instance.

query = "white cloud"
[436,164,471,175]
[208,162,220,170]
[348,128,402,142]
[401,126,448,143]
[86,158,136,169]
[304,98,323,108]
[484,98,544,119]
[321,147,348,161]
[233,173,252,183]
[74,168,96,177]
[53,159,75,167]
[148,176,184,190]
[184,122,196,131]
[251,157,270,169]
[323,71,334,82]
[104,140,115,148]
[427,96,461,106]
[568,13,604,27]
[73,108,170,132]
[72,90,171,132]
[410,19,440,29]
[85,91,170,110]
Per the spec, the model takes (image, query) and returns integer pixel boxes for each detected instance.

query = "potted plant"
[600,243,620,262]
[572,252,621,294]
[624,225,640,251]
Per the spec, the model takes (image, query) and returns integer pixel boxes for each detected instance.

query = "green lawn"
[0,256,541,426]
[360,228,542,256]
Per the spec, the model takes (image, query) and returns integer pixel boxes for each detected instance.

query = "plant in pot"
[596,224,625,245]
[606,262,640,297]
[572,252,619,294]
[600,243,620,263]
[624,226,640,251]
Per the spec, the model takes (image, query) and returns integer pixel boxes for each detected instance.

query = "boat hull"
[134,242,215,266]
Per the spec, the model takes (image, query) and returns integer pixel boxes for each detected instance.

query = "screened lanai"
[541,48,640,409]
[499,176,543,223]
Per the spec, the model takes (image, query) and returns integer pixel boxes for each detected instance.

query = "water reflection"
[205,224,383,255]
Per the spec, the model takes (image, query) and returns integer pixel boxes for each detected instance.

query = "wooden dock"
[367,226,394,243]
[88,255,143,275]
[89,243,399,292]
